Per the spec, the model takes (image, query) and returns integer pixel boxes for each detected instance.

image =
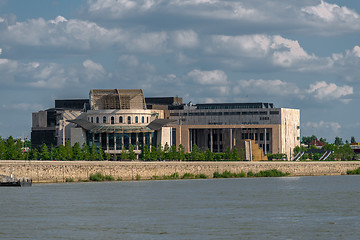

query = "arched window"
[103,116,107,124]
[111,116,115,124]
[96,117,99,123]
[147,117,149,123]
[91,117,93,123]
[135,116,138,123]
[142,116,144,123]
[119,116,123,123]
[127,116,131,124]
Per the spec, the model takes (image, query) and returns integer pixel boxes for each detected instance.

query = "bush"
[247,171,254,177]
[253,169,290,177]
[65,178,74,182]
[182,173,195,179]
[195,173,208,179]
[347,167,360,175]
[89,172,105,181]
[105,175,115,181]
[136,174,141,180]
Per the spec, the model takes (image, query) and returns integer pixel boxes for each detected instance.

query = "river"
[1,175,360,239]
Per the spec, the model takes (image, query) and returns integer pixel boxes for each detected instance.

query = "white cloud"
[305,121,342,135]
[2,103,43,111]
[187,69,227,85]
[306,81,353,100]
[83,59,106,81]
[302,0,359,23]
[233,79,301,97]
[172,30,198,48]
[118,55,139,67]
[210,34,314,68]
[126,32,168,53]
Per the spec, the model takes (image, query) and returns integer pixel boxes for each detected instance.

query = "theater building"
[31,89,300,159]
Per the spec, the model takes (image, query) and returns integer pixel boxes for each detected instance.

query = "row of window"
[170,111,279,117]
[88,116,150,124]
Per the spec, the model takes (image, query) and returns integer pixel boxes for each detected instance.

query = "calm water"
[1,176,360,240]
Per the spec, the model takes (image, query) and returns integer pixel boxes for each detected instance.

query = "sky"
[1,0,360,143]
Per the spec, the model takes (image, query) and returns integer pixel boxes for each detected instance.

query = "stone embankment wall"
[1,161,360,183]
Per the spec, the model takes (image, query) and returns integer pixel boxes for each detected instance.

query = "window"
[135,116,139,123]
[96,117,99,123]
[128,116,131,124]
[147,117,149,123]
[119,116,123,123]
[111,116,115,124]
[142,116,144,123]
[90,117,93,123]
[103,116,107,123]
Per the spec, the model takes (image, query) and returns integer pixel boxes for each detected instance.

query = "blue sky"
[1,0,360,143]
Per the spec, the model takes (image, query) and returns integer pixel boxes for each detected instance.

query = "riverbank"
[1,160,360,183]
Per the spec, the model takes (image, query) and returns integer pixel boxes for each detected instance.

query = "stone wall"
[1,161,360,183]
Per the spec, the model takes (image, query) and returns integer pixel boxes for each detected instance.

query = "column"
[210,129,213,152]
[121,133,124,150]
[136,133,139,150]
[106,132,109,151]
[264,128,267,154]
[114,132,117,151]
[189,129,193,152]
[129,133,132,148]
[149,133,152,152]
[229,128,233,150]
[92,133,95,146]
[217,129,220,153]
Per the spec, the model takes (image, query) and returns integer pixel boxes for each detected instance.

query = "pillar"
[210,129,213,152]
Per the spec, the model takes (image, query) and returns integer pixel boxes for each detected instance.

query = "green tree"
[224,147,232,160]
[5,136,17,160]
[142,145,151,161]
[40,143,50,160]
[156,144,164,160]
[31,148,39,160]
[302,135,317,145]
[319,137,327,144]
[58,145,67,160]
[239,148,245,161]
[205,149,214,161]
[232,147,239,161]
[129,145,136,160]
[334,136,344,146]
[81,143,90,160]
[90,144,97,160]
[150,146,158,161]
[178,144,185,161]
[65,141,73,160]
[0,137,5,159]
[351,136,356,144]
[72,142,82,160]
[190,144,200,161]
[163,143,170,160]
[96,146,104,160]
[120,147,128,160]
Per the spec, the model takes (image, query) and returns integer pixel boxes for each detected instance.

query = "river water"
[1,175,360,239]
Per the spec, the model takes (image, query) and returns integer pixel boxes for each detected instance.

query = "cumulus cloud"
[1,103,43,111]
[233,79,301,97]
[210,34,315,68]
[305,121,342,135]
[172,30,198,48]
[306,81,353,101]
[126,32,168,53]
[187,69,227,85]
[302,0,359,23]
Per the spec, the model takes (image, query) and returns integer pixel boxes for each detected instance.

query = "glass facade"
[116,133,122,150]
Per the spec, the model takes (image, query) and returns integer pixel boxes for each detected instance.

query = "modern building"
[31,89,300,159]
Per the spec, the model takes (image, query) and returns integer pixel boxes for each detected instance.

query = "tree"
[224,147,232,160]
[142,145,151,161]
[5,136,17,160]
[96,146,104,160]
[178,144,185,161]
[40,143,50,160]
[72,142,82,160]
[302,135,317,145]
[232,147,239,161]
[120,147,128,160]
[128,145,136,160]
[65,141,73,160]
[334,136,344,146]
[81,143,90,161]
[150,146,158,161]
[163,143,170,160]
[58,145,67,160]
[90,144,97,160]
[319,137,327,144]
[239,148,245,161]
[168,144,178,160]
[31,148,39,160]
[351,136,356,144]
[205,149,214,161]
[0,137,5,159]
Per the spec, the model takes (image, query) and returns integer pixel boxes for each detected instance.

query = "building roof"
[89,89,146,110]
[309,138,325,147]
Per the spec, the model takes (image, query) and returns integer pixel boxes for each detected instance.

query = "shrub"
[162,172,179,180]
[65,178,74,182]
[213,171,221,178]
[105,175,115,181]
[347,167,360,175]
[182,173,195,179]
[253,169,290,177]
[247,171,254,177]
[89,172,105,181]
[195,173,208,179]
[152,175,159,180]
[117,177,122,181]
[136,174,141,180]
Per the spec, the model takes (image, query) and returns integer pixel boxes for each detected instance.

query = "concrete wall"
[1,161,360,183]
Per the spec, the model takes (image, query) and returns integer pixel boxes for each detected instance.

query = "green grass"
[347,167,360,175]
[213,169,289,178]
[89,172,116,181]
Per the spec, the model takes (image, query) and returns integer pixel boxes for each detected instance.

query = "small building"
[308,138,325,149]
